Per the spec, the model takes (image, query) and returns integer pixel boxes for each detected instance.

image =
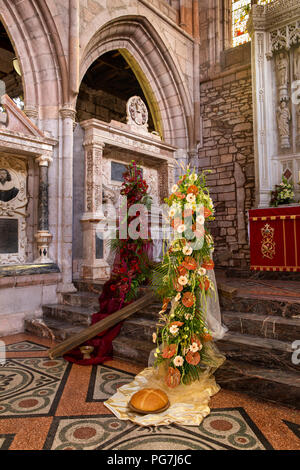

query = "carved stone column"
[81,140,110,280]
[57,106,77,293]
[34,155,53,264]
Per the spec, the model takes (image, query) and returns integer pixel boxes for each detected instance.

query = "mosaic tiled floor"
[0,334,299,451]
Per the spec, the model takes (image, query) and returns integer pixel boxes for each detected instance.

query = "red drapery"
[249,206,300,272]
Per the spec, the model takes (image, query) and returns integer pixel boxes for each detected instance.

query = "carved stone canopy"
[0,94,57,157]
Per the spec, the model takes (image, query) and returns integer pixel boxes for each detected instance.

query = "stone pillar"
[34,155,53,264]
[58,106,77,292]
[81,140,110,280]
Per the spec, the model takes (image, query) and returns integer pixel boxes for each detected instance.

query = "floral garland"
[109,160,153,305]
[270,176,295,207]
[153,166,218,388]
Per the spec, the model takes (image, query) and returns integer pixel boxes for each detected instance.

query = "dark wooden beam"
[48,291,155,359]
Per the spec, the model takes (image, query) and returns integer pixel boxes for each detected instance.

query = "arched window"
[232,0,274,48]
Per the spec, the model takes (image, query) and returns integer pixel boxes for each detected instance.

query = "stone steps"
[222,311,300,342]
[62,291,99,309]
[42,303,95,327]
[217,331,299,373]
[118,316,159,342]
[215,359,300,409]
[112,334,155,366]
[25,317,85,342]
[220,293,300,318]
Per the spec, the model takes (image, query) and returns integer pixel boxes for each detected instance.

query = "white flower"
[175,293,181,302]
[185,313,192,320]
[177,224,186,234]
[172,184,179,193]
[198,267,206,276]
[186,193,196,203]
[189,173,197,183]
[183,245,193,256]
[170,325,179,335]
[173,355,184,367]
[169,208,176,218]
[152,332,157,343]
[178,275,188,286]
[196,215,205,225]
[190,342,200,353]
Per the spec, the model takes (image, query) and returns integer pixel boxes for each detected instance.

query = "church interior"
[0,0,299,452]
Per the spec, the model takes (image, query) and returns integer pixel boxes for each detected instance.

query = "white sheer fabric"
[206,269,228,340]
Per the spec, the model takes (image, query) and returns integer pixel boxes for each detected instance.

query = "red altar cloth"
[249,206,300,272]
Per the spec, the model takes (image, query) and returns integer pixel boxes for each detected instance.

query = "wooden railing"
[48,290,155,359]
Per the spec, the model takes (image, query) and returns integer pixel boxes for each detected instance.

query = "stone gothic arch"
[0,0,68,120]
[79,16,193,151]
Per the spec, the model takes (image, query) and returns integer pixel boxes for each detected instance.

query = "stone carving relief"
[274,50,292,149]
[293,46,300,143]
[0,155,28,264]
[270,21,300,53]
[276,51,289,101]
[127,96,148,127]
[277,101,291,148]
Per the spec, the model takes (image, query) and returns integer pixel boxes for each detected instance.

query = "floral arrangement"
[109,160,153,305]
[270,176,294,207]
[152,165,219,388]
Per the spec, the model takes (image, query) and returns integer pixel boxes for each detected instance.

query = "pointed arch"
[0,0,68,119]
[79,16,193,150]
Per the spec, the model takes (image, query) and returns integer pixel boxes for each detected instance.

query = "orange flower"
[203,333,213,342]
[204,207,212,218]
[182,292,195,308]
[174,280,183,292]
[177,265,188,276]
[186,350,201,366]
[187,185,199,195]
[162,344,177,359]
[182,256,197,271]
[169,321,184,328]
[191,335,202,348]
[175,192,185,200]
[162,298,171,310]
[165,367,181,388]
[201,259,215,270]
[200,278,210,291]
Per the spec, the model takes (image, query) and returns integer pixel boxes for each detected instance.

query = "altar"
[249,205,300,272]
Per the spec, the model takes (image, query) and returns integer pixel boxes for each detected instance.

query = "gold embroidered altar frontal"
[249,206,300,272]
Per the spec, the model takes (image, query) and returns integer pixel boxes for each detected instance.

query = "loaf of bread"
[129,388,169,412]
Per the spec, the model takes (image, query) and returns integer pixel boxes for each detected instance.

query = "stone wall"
[76,85,127,124]
[198,44,255,269]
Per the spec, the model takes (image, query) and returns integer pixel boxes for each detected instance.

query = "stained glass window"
[232,0,274,48]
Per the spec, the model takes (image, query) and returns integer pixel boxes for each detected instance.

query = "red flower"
[187,185,198,195]
[165,367,181,388]
[186,350,200,366]
[162,344,177,359]
[182,256,197,271]
[202,259,214,270]
[182,292,195,308]
[204,207,212,218]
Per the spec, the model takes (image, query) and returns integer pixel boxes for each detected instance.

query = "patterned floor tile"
[0,358,71,418]
[283,420,300,439]
[0,434,15,450]
[5,341,48,352]
[87,365,134,402]
[43,408,272,450]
